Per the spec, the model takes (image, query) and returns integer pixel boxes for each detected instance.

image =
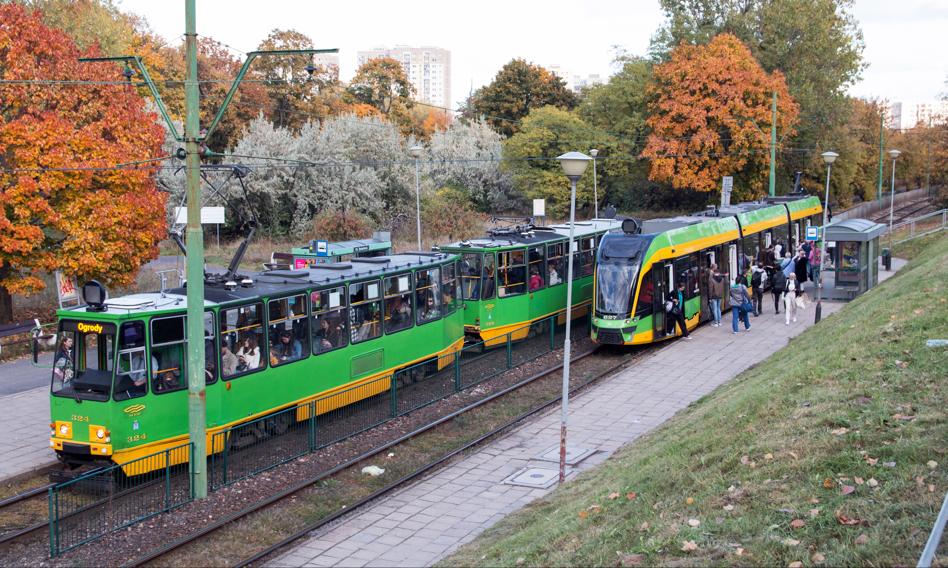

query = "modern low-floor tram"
[592,195,822,345]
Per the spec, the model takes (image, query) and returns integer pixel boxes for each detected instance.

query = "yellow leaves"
[680,540,698,552]
[790,519,806,529]
[685,497,695,505]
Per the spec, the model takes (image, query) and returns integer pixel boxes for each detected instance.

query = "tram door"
[725,244,738,309]
[652,262,673,338]
[698,250,715,323]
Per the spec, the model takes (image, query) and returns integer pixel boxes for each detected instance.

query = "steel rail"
[123,345,640,568]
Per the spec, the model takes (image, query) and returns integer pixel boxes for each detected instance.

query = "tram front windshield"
[596,236,649,317]
[50,320,115,401]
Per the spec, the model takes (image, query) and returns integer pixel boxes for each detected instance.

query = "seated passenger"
[273,330,302,363]
[387,296,410,327]
[548,262,562,286]
[529,268,543,291]
[236,336,261,372]
[420,296,440,321]
[221,345,238,377]
[154,370,180,393]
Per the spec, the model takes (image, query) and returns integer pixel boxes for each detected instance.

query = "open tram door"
[724,244,738,310]
[651,262,673,339]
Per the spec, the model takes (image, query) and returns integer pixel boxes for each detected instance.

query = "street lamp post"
[888,149,901,245]
[815,151,838,324]
[589,149,599,219]
[409,145,423,250]
[555,151,592,483]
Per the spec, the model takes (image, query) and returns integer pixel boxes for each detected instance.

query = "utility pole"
[769,91,777,197]
[877,108,885,202]
[183,0,206,499]
[926,116,932,199]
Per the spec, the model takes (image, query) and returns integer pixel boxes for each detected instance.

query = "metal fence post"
[221,437,228,488]
[308,401,317,452]
[506,332,512,369]
[48,485,56,557]
[390,373,398,418]
[164,449,171,511]
[453,352,461,392]
[549,315,555,352]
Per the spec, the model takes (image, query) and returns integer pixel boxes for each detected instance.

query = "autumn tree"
[345,57,416,135]
[463,59,578,138]
[642,33,799,197]
[0,4,166,322]
[252,29,348,131]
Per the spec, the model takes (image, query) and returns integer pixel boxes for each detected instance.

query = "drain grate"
[535,444,595,466]
[502,467,561,489]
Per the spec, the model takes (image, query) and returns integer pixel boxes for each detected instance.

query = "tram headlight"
[59,424,68,435]
[96,428,105,439]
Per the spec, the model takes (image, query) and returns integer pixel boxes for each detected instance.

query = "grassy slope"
[445,234,948,567]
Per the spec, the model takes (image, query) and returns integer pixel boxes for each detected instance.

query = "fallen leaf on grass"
[854,477,864,485]
[578,510,588,520]
[830,427,849,436]
[864,455,878,466]
[835,511,866,526]
[515,558,525,566]
[639,521,649,531]
[607,492,620,500]
[686,497,695,505]
[688,518,701,527]
[867,478,879,487]
[681,541,698,552]
[812,552,826,563]
[841,485,856,495]
[913,308,924,315]
[854,533,869,545]
[783,538,801,546]
[788,562,804,568]
[765,453,774,460]
[618,553,645,566]
[735,547,745,556]
[894,360,909,369]
[809,508,821,517]
[626,492,637,501]
[740,455,751,465]
[823,478,835,489]
[929,484,936,492]
[809,497,821,504]
[790,519,806,529]
[917,476,926,486]
[587,505,602,514]
[723,504,735,511]
[928,460,939,469]
[892,413,916,421]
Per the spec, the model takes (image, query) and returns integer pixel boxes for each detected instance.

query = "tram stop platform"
[269,299,858,567]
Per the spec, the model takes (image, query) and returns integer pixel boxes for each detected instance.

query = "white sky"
[120,0,947,109]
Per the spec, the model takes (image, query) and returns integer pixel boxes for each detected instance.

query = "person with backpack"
[728,275,752,334]
[770,265,786,315]
[707,263,726,327]
[750,261,767,316]
[666,281,692,340]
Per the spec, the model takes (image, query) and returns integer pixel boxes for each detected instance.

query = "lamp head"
[408,144,423,159]
[556,151,592,180]
[888,148,901,160]
[821,151,839,165]
[589,148,599,158]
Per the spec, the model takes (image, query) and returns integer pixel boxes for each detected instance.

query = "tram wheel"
[264,413,292,437]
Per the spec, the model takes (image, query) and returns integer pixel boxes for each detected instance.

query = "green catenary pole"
[877,109,885,202]
[184,0,207,500]
[769,91,777,197]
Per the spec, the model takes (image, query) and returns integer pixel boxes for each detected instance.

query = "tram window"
[461,253,482,300]
[349,280,382,343]
[482,253,496,300]
[441,263,458,315]
[51,323,114,401]
[741,233,759,273]
[114,321,147,401]
[546,242,566,286]
[415,268,442,324]
[203,312,217,385]
[384,274,414,334]
[635,268,654,318]
[268,294,309,367]
[150,315,187,394]
[312,286,348,354]
[220,303,265,379]
[498,249,526,297]
[527,246,545,291]
[581,237,595,277]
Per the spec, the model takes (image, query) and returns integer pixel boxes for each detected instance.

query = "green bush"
[309,210,374,242]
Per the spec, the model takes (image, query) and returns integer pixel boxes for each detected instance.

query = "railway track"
[122,344,648,567]
[869,198,934,225]
[0,482,55,547]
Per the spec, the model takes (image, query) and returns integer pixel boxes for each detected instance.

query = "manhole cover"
[535,444,595,465]
[502,467,560,489]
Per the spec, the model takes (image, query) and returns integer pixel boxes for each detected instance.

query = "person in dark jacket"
[750,261,766,316]
[707,263,726,327]
[666,281,691,340]
[728,276,752,334]
[770,266,786,314]
[794,250,809,293]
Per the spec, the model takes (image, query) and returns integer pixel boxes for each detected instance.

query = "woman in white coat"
[784,272,798,325]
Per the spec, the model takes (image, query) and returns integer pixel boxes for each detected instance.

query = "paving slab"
[270,297,849,568]
[0,385,56,480]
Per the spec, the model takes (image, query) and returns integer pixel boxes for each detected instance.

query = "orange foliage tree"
[0,4,166,322]
[642,33,799,196]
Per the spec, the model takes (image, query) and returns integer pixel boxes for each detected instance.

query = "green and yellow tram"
[45,252,464,472]
[439,219,621,345]
[592,195,822,345]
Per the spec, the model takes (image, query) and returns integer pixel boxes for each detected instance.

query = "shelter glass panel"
[312,286,348,354]
[349,280,382,343]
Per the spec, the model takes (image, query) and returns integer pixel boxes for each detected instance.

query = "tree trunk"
[0,284,13,325]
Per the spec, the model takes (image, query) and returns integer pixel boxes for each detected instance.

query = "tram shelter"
[822,219,887,300]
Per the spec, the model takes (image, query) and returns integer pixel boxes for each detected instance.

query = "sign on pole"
[55,271,80,308]
[721,176,734,207]
[173,206,226,225]
[806,226,820,241]
[314,240,329,257]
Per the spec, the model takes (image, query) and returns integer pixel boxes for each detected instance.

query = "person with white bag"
[784,272,798,325]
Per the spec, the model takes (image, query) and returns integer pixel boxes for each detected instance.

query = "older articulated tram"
[592,195,822,345]
[439,219,621,345]
[45,252,464,470]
